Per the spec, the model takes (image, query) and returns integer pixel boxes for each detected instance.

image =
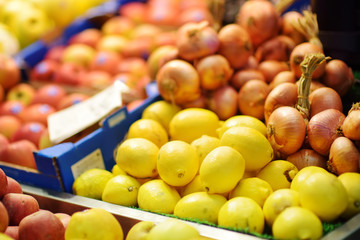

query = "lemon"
[169,108,220,143]
[137,179,181,214]
[127,119,168,148]
[102,174,141,207]
[125,221,155,240]
[338,172,360,219]
[180,175,205,197]
[142,100,182,133]
[190,135,220,166]
[65,208,123,240]
[220,126,273,172]
[72,168,113,200]
[229,177,273,207]
[256,160,299,190]
[157,140,199,187]
[0,233,13,240]
[297,171,348,222]
[290,166,329,191]
[262,188,300,226]
[174,192,227,224]
[218,197,265,234]
[217,115,267,138]
[115,138,159,178]
[199,146,245,194]
[146,219,200,240]
[272,206,323,240]
[111,164,126,176]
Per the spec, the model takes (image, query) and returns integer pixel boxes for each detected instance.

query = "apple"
[130,24,163,40]
[0,115,22,140]
[2,140,37,169]
[121,37,155,59]
[6,83,36,106]
[0,54,21,90]
[154,31,177,47]
[116,57,149,81]
[0,84,4,103]
[0,101,26,119]
[96,35,129,55]
[4,226,18,240]
[118,2,147,24]
[0,168,8,198]
[101,16,134,37]
[68,28,103,49]
[54,213,71,229]
[30,59,60,82]
[90,51,122,75]
[125,221,155,240]
[178,7,214,26]
[57,92,90,110]
[0,134,10,162]
[4,177,23,195]
[44,45,65,62]
[0,202,9,232]
[79,70,113,90]
[62,43,96,68]
[10,122,47,148]
[53,62,86,86]
[0,23,19,59]
[38,128,53,150]
[31,83,67,109]
[20,104,56,126]
[18,209,65,240]
[2,193,39,226]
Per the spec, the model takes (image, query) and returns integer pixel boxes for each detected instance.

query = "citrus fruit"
[169,108,220,143]
[229,177,273,207]
[190,135,220,166]
[102,174,141,207]
[127,118,168,148]
[111,164,126,176]
[157,140,199,187]
[220,126,273,172]
[218,197,265,234]
[146,219,200,240]
[272,206,323,240]
[115,138,159,178]
[262,188,300,226]
[256,160,298,190]
[217,115,267,138]
[180,175,205,197]
[199,146,245,194]
[338,172,360,219]
[72,168,113,200]
[125,221,155,240]
[290,166,329,191]
[137,179,181,214]
[65,208,123,240]
[174,192,227,224]
[141,100,182,133]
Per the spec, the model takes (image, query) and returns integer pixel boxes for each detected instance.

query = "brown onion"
[327,136,360,175]
[258,60,289,83]
[180,93,207,109]
[307,109,345,156]
[147,45,178,80]
[207,84,238,120]
[267,106,306,158]
[309,87,343,118]
[230,68,266,90]
[269,70,296,90]
[287,149,327,170]
[254,35,296,62]
[343,103,360,141]
[280,11,306,45]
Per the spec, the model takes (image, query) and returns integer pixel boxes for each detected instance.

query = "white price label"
[71,149,105,179]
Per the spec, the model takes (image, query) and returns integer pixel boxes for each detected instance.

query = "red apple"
[101,16,135,37]
[0,84,4,103]
[121,37,155,59]
[62,43,96,68]
[30,59,60,82]
[4,177,23,195]
[53,62,86,86]
[11,122,46,148]
[68,28,102,49]
[44,45,65,63]
[154,31,177,47]
[2,193,39,226]
[90,51,122,75]
[4,226,18,239]
[6,83,36,106]
[96,35,128,54]
[57,92,90,110]
[118,2,147,24]
[0,202,9,232]
[0,168,8,198]
[178,7,214,26]
[79,70,113,90]
[0,54,21,90]
[31,83,67,109]
[0,101,26,119]
[0,134,10,161]
[2,140,37,169]
[20,104,56,126]
[116,57,149,81]
[38,128,53,150]
[0,115,22,140]
[54,213,71,229]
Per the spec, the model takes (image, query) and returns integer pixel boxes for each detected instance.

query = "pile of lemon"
[72,100,360,240]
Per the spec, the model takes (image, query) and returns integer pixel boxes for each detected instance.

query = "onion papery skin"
[269,70,296,90]
[180,92,207,109]
[280,11,306,45]
[254,35,296,62]
[230,68,266,90]
[267,106,306,158]
[287,148,327,170]
[327,137,360,175]
[257,60,289,83]
[309,87,343,118]
[207,84,238,120]
[342,103,360,141]
[307,109,345,156]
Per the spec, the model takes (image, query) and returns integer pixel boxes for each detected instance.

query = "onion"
[176,21,219,61]
[309,87,343,118]
[321,59,355,96]
[230,68,266,90]
[207,84,238,120]
[180,92,207,109]
[269,70,296,90]
[327,137,360,175]
[254,35,296,62]
[343,103,360,141]
[156,59,201,104]
[280,11,306,45]
[238,79,270,120]
[287,149,327,170]
[307,109,345,156]
[264,82,298,123]
[147,45,179,80]
[244,55,259,69]
[267,106,306,158]
[257,60,289,83]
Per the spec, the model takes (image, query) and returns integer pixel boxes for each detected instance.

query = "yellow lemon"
[102,174,141,207]
[174,192,227,224]
[65,208,123,240]
[262,188,300,226]
[141,100,182,133]
[0,233,13,240]
[115,138,159,178]
[146,219,200,240]
[72,168,113,200]
[220,126,273,172]
[199,146,245,194]
[290,166,329,191]
[218,197,265,234]
[137,179,181,214]
[125,221,155,240]
[256,160,299,190]
[111,164,126,176]
[190,135,220,166]
[272,206,323,240]
[229,177,273,208]
[217,115,267,138]
[180,175,205,197]
[338,172,360,219]
[127,119,168,148]
[169,108,220,143]
[157,140,199,187]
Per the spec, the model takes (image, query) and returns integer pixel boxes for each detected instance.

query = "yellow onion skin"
[287,148,327,170]
[207,84,238,121]
[343,103,360,141]
[309,87,343,118]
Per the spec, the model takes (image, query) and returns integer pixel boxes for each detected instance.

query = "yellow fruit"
[272,206,323,240]
[137,179,181,214]
[262,188,300,226]
[102,174,141,207]
[65,208,123,240]
[0,232,13,240]
[146,219,200,240]
[157,140,199,187]
[290,166,329,191]
[256,160,298,190]
[229,177,273,207]
[180,175,205,197]
[199,146,245,194]
[217,115,267,138]
[218,197,265,234]
[141,100,182,133]
[174,192,227,224]
[220,126,273,172]
[338,172,360,219]
[169,108,220,143]
[297,171,348,222]
[111,164,126,176]
[125,221,155,240]
[72,168,113,200]
[190,135,220,166]
[115,138,159,178]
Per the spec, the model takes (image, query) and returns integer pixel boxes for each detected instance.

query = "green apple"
[62,43,96,68]
[6,83,36,106]
[125,221,155,240]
